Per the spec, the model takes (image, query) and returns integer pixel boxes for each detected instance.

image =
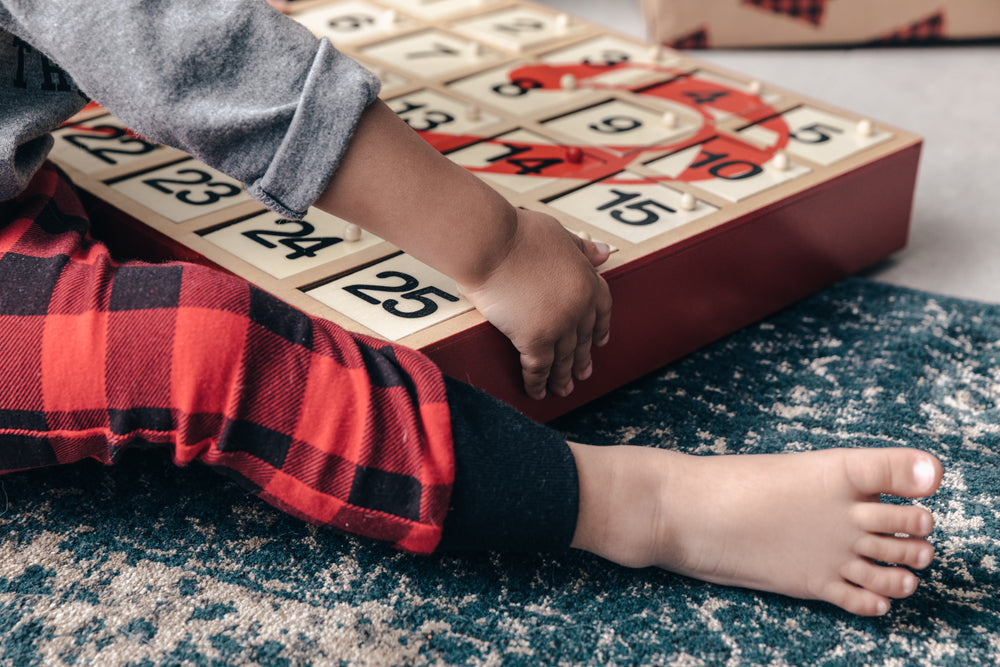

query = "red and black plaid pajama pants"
[0,163,456,554]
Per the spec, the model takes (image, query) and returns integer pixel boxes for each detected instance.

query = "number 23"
[142,168,241,206]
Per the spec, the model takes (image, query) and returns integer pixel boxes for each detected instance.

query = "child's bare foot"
[568,444,942,616]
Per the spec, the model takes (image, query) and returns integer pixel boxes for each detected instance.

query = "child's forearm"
[316,100,613,401]
[314,100,517,288]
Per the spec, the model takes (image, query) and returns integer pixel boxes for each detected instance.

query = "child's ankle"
[567,443,667,569]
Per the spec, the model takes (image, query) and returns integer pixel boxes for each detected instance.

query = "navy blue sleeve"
[439,377,579,553]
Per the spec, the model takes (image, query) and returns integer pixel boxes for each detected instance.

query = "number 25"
[344,270,459,319]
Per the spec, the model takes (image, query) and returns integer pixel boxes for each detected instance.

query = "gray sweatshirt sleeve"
[0,0,380,217]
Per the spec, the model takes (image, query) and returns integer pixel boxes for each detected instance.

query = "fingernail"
[877,600,889,616]
[913,458,935,489]
[902,575,917,595]
[917,548,932,569]
[560,381,574,396]
[578,363,593,381]
[594,242,610,255]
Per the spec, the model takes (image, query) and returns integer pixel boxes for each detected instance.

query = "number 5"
[790,122,843,144]
[384,285,459,319]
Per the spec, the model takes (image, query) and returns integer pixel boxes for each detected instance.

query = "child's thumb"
[564,227,611,266]
[581,237,611,267]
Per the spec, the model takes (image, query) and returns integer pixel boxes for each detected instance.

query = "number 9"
[588,115,642,134]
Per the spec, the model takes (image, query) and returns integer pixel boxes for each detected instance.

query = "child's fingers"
[572,309,597,382]
[520,347,555,400]
[569,231,613,347]
[593,280,612,347]
[564,227,611,268]
[547,333,579,398]
[584,240,611,267]
[497,211,615,399]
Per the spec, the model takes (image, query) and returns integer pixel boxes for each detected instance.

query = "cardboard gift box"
[641,0,1000,48]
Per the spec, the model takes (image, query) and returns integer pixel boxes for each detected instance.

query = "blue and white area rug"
[2,277,998,665]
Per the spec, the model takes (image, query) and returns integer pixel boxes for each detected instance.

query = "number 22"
[62,125,157,165]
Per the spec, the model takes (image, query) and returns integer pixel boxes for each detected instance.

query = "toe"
[822,580,891,616]
[841,559,920,599]
[855,534,934,570]
[846,448,942,499]
[852,503,935,537]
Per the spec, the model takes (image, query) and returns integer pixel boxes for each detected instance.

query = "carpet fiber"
[2,277,998,665]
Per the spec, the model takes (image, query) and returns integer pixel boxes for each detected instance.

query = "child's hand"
[460,208,612,400]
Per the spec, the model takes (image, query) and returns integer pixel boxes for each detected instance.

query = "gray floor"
[538,0,1000,304]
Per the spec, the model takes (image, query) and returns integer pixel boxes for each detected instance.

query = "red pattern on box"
[874,12,946,44]
[669,27,711,49]
[742,0,829,26]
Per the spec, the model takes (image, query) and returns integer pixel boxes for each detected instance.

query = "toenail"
[913,459,935,489]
